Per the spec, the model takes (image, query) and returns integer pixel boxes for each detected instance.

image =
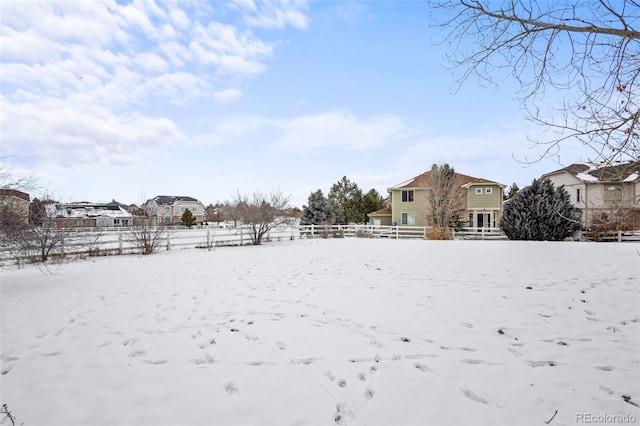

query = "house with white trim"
[541,161,640,228]
[51,203,134,227]
[143,196,205,225]
[368,165,505,229]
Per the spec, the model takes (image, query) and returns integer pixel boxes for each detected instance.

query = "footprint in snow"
[224,382,238,394]
[275,341,287,351]
[143,359,168,365]
[414,362,434,373]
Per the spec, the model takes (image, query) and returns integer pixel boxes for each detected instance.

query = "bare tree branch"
[430,0,640,164]
[231,190,293,245]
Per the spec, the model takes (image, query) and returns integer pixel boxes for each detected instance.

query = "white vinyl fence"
[0,225,299,264]
[2,224,637,265]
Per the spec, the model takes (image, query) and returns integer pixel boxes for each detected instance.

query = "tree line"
[299,176,386,226]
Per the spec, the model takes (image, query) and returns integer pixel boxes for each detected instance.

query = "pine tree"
[504,183,520,200]
[362,189,386,224]
[181,209,196,228]
[328,176,365,225]
[500,178,581,240]
[301,189,334,225]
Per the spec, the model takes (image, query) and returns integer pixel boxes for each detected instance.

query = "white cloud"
[1,0,310,175]
[274,111,406,152]
[241,0,310,30]
[214,88,242,103]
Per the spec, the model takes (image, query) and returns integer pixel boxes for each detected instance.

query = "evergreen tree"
[500,178,581,240]
[301,189,334,225]
[328,176,365,225]
[181,209,196,228]
[362,189,386,224]
[504,183,520,200]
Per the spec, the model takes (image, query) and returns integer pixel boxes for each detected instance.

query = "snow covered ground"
[1,238,639,426]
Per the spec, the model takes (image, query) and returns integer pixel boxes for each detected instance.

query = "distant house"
[368,165,505,229]
[0,189,30,224]
[143,196,205,225]
[541,161,640,228]
[51,203,134,227]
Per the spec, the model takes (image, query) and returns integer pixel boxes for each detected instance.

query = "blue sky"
[1,0,590,208]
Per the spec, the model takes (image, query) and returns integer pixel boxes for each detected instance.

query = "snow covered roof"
[152,195,200,205]
[53,203,133,218]
[545,161,640,183]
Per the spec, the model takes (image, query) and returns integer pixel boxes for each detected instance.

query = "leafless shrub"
[355,228,373,238]
[425,226,453,240]
[128,226,165,255]
[231,190,293,245]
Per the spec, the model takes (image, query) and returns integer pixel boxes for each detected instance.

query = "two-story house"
[143,196,205,225]
[0,189,30,224]
[368,165,505,229]
[541,161,640,228]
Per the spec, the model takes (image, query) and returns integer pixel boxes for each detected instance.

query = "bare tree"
[232,190,293,245]
[430,0,640,164]
[4,201,72,264]
[425,164,466,238]
[128,226,165,255]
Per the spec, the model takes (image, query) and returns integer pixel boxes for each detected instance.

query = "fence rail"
[2,224,638,265]
[298,224,507,240]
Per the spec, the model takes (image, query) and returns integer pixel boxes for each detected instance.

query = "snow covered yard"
[1,238,638,426]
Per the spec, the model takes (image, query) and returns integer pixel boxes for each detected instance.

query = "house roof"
[53,203,133,218]
[152,195,200,205]
[0,189,30,202]
[543,161,640,183]
[389,168,504,190]
[368,206,392,216]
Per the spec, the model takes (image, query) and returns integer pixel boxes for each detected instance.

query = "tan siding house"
[143,196,205,225]
[541,161,640,228]
[368,165,505,229]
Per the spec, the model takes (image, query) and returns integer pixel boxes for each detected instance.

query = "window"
[401,212,415,225]
[114,219,120,226]
[401,190,414,202]
[192,207,197,212]
[604,186,623,202]
[164,207,171,214]
[181,207,185,212]
[576,188,582,203]
[475,188,482,195]
[485,188,492,194]
[468,213,473,227]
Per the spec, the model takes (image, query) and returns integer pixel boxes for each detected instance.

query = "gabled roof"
[153,195,200,205]
[54,203,133,218]
[389,167,504,190]
[543,161,640,183]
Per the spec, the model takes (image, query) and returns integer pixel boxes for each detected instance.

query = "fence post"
[166,228,171,250]
[395,226,399,239]
[618,230,622,242]
[311,224,315,237]
[240,227,244,245]
[118,231,123,255]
